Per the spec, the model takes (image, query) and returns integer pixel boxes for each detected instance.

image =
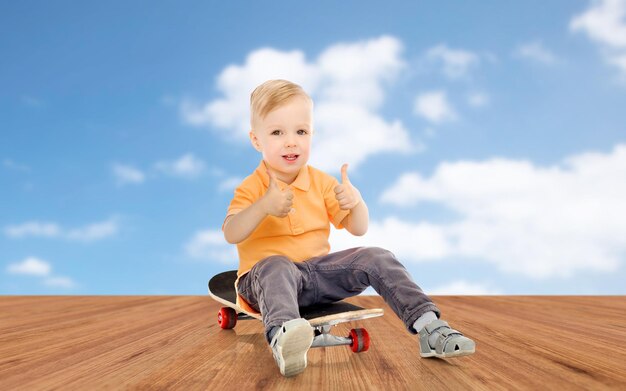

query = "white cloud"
[377,144,626,279]
[414,91,456,124]
[218,176,243,193]
[44,276,76,288]
[181,35,419,173]
[467,92,490,108]
[425,44,480,79]
[155,153,206,179]
[571,0,626,48]
[181,48,320,138]
[4,217,119,242]
[3,158,31,172]
[427,280,501,295]
[185,229,238,264]
[112,163,145,185]
[609,51,626,71]
[571,0,626,75]
[4,222,61,238]
[113,155,213,184]
[65,218,119,242]
[312,102,413,171]
[7,257,51,276]
[513,41,558,65]
[6,257,76,290]
[330,218,452,261]
[315,36,405,109]
[379,172,435,207]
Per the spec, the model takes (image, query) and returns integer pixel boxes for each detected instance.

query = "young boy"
[222,79,475,377]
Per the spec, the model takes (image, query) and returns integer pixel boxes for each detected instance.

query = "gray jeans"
[237,246,441,342]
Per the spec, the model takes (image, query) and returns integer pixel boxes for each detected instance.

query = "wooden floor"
[1,296,625,390]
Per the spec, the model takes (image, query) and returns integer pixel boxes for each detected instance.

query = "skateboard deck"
[208,270,384,352]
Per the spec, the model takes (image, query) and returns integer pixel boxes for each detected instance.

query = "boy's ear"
[249,130,262,152]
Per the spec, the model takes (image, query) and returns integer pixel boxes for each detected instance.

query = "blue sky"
[2,1,626,294]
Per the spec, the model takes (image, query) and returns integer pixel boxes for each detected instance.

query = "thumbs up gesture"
[261,169,294,218]
[334,163,362,210]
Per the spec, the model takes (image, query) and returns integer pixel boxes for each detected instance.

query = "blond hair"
[250,79,312,128]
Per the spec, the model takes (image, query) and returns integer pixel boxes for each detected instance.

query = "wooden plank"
[0,296,624,390]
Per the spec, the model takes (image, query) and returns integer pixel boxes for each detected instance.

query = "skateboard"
[208,270,384,353]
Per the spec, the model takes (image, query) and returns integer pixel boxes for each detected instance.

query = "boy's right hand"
[261,169,294,218]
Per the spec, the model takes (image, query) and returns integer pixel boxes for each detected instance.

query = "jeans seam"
[307,262,320,303]
[318,263,404,316]
[251,271,264,313]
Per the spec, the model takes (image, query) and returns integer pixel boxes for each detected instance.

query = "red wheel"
[218,307,237,329]
[349,328,370,353]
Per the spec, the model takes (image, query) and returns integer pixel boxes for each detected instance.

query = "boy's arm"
[335,164,369,236]
[223,169,294,244]
[223,200,269,244]
[341,198,369,236]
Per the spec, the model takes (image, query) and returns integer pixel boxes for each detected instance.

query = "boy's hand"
[334,163,362,210]
[261,169,294,218]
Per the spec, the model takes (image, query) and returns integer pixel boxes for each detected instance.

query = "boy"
[222,79,475,377]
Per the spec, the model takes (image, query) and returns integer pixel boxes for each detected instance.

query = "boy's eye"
[297,129,308,135]
[271,130,281,135]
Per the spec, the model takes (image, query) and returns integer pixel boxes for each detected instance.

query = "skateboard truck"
[312,325,370,353]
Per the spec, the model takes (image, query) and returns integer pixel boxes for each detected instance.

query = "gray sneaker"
[269,318,314,377]
[418,319,476,358]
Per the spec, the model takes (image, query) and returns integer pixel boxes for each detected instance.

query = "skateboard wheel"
[218,307,237,329]
[349,328,370,353]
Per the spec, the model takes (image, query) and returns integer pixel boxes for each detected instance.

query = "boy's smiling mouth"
[282,154,299,163]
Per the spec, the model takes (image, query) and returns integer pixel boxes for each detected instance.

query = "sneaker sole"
[420,343,476,358]
[276,320,314,377]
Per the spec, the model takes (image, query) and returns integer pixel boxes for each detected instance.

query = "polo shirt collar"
[256,160,310,191]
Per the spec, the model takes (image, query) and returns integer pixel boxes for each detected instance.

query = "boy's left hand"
[334,163,362,210]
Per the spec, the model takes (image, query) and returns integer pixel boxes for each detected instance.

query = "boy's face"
[249,96,313,183]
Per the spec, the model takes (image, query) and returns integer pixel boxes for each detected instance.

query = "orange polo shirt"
[224,160,350,279]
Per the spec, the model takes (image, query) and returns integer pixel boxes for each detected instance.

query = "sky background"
[2,0,626,295]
